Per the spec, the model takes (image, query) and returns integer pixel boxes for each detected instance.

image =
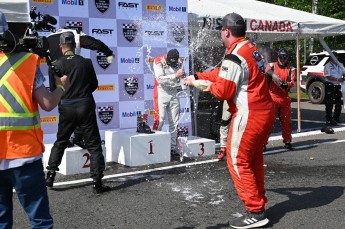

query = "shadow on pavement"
[266,186,344,226]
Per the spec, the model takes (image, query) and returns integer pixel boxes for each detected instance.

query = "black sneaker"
[46,170,56,188]
[93,180,111,194]
[284,142,293,150]
[230,211,269,229]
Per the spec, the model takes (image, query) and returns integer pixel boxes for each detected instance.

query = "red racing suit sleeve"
[209,54,242,101]
[195,67,221,82]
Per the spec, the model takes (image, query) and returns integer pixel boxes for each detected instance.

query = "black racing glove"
[280,81,288,89]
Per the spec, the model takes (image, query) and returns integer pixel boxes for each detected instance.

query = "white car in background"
[300,50,345,104]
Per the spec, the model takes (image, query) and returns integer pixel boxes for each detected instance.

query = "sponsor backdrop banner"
[30,0,190,143]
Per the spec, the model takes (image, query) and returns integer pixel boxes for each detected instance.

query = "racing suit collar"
[227,37,246,53]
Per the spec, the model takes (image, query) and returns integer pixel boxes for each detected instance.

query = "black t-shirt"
[49,54,98,100]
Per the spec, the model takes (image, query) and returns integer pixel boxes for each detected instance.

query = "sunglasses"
[278,55,288,60]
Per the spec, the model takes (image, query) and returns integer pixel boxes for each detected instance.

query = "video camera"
[0,7,55,56]
[0,7,62,77]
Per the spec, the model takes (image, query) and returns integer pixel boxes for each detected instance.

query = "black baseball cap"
[222,12,246,28]
[166,49,179,65]
[278,48,289,59]
[60,31,75,44]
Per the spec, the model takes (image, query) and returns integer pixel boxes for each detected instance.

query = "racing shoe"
[321,125,334,134]
[93,179,111,194]
[218,147,226,160]
[137,123,155,134]
[229,210,269,229]
[284,142,293,150]
[46,170,56,188]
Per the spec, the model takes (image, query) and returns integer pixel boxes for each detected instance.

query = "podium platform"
[105,128,170,166]
[178,136,215,158]
[43,144,106,175]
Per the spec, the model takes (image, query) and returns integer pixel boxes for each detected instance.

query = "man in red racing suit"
[265,48,296,150]
[185,12,275,229]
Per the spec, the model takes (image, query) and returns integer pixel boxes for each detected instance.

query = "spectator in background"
[323,51,344,126]
[265,48,296,150]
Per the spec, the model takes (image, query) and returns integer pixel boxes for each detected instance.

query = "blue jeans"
[0,159,53,229]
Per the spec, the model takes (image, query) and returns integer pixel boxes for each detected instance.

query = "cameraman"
[0,12,70,228]
[45,32,110,194]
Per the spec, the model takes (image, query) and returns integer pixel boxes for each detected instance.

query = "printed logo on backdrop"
[95,0,110,13]
[66,21,83,31]
[124,77,138,96]
[40,116,58,124]
[146,4,163,12]
[144,31,164,36]
[98,106,113,125]
[92,28,114,36]
[180,107,190,113]
[123,24,137,42]
[120,57,140,64]
[118,2,139,9]
[32,0,54,4]
[97,84,114,91]
[172,25,185,42]
[177,126,189,137]
[61,0,84,6]
[96,52,111,70]
[168,6,186,12]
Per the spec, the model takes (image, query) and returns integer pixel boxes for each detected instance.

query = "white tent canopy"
[0,0,30,23]
[188,0,345,43]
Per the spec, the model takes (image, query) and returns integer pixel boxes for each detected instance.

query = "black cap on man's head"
[222,12,246,28]
[60,31,75,44]
[166,49,179,66]
[278,48,289,60]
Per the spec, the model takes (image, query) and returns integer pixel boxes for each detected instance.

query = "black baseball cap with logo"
[222,12,246,28]
[60,31,76,44]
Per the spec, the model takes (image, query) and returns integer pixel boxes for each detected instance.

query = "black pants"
[47,100,105,180]
[325,82,342,122]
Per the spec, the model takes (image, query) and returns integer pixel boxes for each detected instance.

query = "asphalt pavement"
[11,101,345,229]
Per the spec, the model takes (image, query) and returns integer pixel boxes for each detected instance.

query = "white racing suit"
[220,101,231,148]
[153,55,182,152]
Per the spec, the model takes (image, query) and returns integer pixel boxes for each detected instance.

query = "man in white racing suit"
[152,49,185,157]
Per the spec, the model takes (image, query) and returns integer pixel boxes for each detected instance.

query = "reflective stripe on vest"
[0,52,41,130]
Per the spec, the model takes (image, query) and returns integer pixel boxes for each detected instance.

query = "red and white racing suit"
[196,37,275,212]
[153,55,181,151]
[265,62,296,143]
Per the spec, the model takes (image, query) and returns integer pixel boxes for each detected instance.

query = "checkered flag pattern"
[123,24,136,29]
[98,106,113,112]
[32,0,190,135]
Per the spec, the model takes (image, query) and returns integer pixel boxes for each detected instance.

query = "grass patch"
[289,91,309,101]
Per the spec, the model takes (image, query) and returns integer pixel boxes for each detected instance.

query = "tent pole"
[297,24,301,133]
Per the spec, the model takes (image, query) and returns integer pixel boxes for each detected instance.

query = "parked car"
[300,50,345,104]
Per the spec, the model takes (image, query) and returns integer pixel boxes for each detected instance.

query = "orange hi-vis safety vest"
[0,52,44,159]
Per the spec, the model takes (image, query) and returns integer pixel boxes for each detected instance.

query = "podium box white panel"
[178,136,215,158]
[105,128,170,166]
[43,144,106,175]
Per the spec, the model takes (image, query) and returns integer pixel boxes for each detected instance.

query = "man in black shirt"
[46,31,110,194]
